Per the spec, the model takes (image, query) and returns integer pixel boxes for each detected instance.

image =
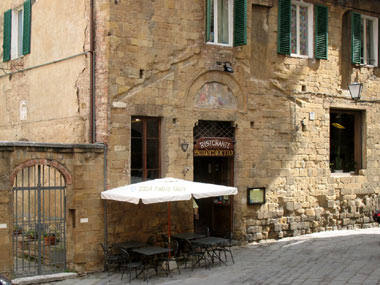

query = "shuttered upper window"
[206,0,247,47]
[2,0,31,62]
[351,12,378,66]
[277,0,328,59]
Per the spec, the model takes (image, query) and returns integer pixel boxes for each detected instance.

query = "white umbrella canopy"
[101,177,238,204]
[101,177,238,254]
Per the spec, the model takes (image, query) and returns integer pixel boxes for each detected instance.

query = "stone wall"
[0,143,105,278]
[104,0,380,242]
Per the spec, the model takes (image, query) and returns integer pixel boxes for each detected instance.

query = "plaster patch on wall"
[112,101,127,108]
[20,101,27,121]
[194,82,237,109]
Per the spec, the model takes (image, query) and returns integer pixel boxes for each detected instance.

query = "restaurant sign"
[194,137,234,157]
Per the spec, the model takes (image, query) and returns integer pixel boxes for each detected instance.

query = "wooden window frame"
[330,109,363,174]
[207,0,234,46]
[361,15,378,66]
[290,0,313,58]
[11,7,24,59]
[131,116,161,182]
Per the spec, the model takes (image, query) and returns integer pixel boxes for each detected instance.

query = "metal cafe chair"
[161,233,169,244]
[215,232,238,264]
[160,240,181,275]
[183,239,209,271]
[195,225,210,237]
[100,242,121,275]
[120,248,145,282]
[146,235,156,246]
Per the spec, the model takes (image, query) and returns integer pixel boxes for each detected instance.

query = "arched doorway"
[12,163,67,277]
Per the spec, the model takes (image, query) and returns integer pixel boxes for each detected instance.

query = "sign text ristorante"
[194,137,234,157]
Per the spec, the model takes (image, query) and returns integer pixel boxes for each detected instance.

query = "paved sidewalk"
[47,227,380,285]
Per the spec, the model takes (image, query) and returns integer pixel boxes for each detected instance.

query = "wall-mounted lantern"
[348,82,363,101]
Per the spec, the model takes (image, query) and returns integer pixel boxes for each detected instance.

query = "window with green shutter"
[351,12,361,65]
[234,0,247,46]
[3,9,12,62]
[23,0,31,55]
[278,0,317,58]
[277,0,291,55]
[352,13,379,66]
[315,4,328,60]
[206,0,212,42]
[205,0,247,47]
[2,0,31,62]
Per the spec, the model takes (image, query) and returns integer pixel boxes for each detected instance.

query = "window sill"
[354,63,378,68]
[330,170,363,177]
[290,54,312,59]
[206,42,233,48]
[10,55,24,61]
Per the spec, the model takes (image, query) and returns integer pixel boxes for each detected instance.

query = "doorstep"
[12,273,77,285]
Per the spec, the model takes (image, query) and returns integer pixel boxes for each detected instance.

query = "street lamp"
[348,82,363,101]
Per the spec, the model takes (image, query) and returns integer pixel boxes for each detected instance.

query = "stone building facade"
[1,0,380,279]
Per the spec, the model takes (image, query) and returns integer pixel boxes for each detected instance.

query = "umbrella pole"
[104,199,108,248]
[168,202,171,258]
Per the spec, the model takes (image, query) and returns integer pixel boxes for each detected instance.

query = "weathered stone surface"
[1,0,380,277]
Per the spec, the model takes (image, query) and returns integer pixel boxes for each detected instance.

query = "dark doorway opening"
[194,156,233,236]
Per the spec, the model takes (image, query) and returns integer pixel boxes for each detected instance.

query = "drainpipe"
[103,144,108,248]
[90,0,96,143]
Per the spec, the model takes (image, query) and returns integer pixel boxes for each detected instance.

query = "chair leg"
[176,259,181,274]
[229,249,234,264]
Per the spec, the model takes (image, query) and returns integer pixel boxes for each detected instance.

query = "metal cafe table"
[132,246,172,279]
[192,236,229,266]
[172,232,205,241]
[172,232,206,257]
[113,241,147,250]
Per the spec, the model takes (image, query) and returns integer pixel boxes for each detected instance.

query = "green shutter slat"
[206,0,211,42]
[233,0,247,46]
[277,0,291,55]
[3,10,12,62]
[23,0,31,55]
[315,5,328,60]
[351,12,361,64]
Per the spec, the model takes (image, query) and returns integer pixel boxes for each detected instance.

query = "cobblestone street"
[47,227,380,285]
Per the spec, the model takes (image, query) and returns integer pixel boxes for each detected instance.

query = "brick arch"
[10,159,72,186]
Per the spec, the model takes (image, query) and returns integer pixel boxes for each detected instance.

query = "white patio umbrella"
[101,177,238,254]
[101,177,238,203]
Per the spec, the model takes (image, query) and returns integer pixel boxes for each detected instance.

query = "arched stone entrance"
[11,160,70,277]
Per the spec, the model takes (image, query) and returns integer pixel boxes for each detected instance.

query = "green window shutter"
[378,17,380,67]
[277,0,291,55]
[23,0,31,55]
[351,12,361,64]
[206,0,211,42]
[3,9,12,62]
[233,0,247,46]
[315,5,328,59]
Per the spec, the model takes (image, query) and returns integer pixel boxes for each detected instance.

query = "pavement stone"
[44,227,380,285]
